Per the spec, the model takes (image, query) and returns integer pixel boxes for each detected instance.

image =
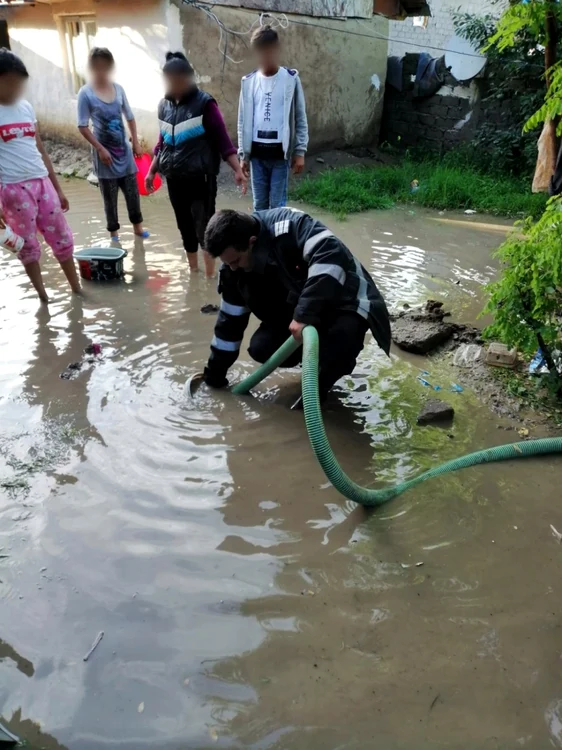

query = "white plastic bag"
[453,344,483,368]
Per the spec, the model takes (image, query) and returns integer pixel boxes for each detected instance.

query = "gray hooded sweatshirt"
[237,67,309,161]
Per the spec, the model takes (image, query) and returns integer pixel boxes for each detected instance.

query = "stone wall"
[381,52,524,154]
[381,54,478,151]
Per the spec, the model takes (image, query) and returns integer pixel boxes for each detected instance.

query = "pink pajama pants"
[0,177,74,266]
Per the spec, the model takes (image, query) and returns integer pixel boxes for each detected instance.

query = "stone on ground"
[417,399,455,426]
[392,316,454,354]
[391,300,456,355]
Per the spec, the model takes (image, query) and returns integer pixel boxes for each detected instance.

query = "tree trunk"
[545,4,559,156]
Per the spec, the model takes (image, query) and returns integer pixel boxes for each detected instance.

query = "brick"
[403,110,419,124]
[431,105,450,118]
[418,113,435,127]
[426,129,445,142]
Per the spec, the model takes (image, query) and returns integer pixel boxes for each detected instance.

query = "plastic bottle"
[0,225,24,253]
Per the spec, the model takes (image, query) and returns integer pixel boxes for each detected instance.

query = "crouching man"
[203,208,391,404]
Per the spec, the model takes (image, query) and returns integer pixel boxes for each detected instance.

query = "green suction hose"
[231,326,562,507]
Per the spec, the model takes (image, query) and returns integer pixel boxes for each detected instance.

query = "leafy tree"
[485,0,562,137]
[484,196,562,382]
[452,9,545,176]
[476,3,562,385]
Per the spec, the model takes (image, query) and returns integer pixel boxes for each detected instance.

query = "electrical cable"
[181,0,489,62]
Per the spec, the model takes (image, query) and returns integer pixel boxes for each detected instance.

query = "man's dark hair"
[163,51,194,75]
[0,48,29,78]
[205,210,258,258]
[88,47,115,66]
[250,24,279,49]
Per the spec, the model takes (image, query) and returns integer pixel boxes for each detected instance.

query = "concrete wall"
[179,3,389,150]
[6,0,389,151]
[211,0,374,19]
[7,0,179,146]
[388,0,508,59]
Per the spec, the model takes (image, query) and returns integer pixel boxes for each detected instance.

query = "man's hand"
[289,320,306,342]
[132,140,143,158]
[0,208,5,230]
[234,168,248,195]
[145,172,156,194]
[240,159,250,179]
[291,155,305,175]
[58,191,70,212]
[97,146,113,166]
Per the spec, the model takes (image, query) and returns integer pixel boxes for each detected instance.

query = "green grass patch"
[291,161,548,219]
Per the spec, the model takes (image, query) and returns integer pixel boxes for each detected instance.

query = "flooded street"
[2,180,562,749]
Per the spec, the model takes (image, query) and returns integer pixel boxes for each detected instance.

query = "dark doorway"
[0,20,10,50]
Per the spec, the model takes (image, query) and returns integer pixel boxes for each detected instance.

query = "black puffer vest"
[157,87,220,177]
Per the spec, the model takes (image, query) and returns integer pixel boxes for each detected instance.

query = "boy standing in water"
[0,49,80,301]
[238,25,308,210]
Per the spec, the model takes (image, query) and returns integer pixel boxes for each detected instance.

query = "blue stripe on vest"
[174,124,205,144]
[160,125,206,147]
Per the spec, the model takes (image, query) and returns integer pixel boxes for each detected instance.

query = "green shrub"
[484,196,562,381]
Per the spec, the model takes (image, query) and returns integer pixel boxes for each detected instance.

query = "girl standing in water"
[0,49,81,301]
[77,47,148,242]
[146,52,246,277]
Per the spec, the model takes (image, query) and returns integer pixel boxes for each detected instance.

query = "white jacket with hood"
[237,67,309,161]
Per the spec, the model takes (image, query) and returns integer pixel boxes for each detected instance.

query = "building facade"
[2,0,424,151]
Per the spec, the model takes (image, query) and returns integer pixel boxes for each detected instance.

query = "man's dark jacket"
[205,207,391,383]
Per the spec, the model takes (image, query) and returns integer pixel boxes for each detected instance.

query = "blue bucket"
[74,247,127,281]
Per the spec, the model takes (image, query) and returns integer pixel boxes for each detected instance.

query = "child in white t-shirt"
[237,25,308,210]
[0,49,80,301]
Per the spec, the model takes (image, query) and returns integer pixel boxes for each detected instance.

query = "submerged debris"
[83,630,104,662]
[200,304,219,314]
[61,343,102,380]
[209,727,219,743]
[417,399,455,426]
[550,524,562,543]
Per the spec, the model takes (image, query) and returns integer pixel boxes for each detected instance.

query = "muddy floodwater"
[2,181,562,750]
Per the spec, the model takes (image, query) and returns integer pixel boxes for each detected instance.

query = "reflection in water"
[0,639,34,678]
[0,182,561,748]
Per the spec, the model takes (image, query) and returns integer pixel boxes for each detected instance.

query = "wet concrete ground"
[1,181,562,749]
